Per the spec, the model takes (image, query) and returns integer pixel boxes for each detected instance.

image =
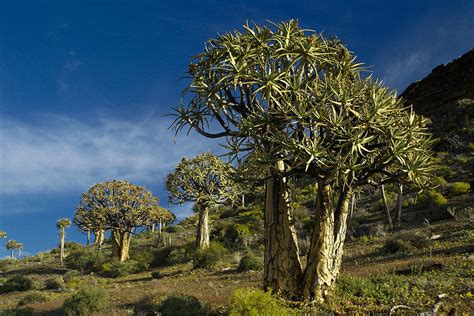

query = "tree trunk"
[60,229,65,266]
[151,223,156,232]
[111,230,131,261]
[10,249,13,258]
[86,229,91,246]
[263,161,303,299]
[18,249,21,259]
[196,205,210,250]
[302,183,350,301]
[94,230,104,249]
[395,184,403,227]
[157,219,162,246]
[381,184,394,229]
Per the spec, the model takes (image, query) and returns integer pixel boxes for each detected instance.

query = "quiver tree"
[166,153,239,250]
[0,231,6,240]
[145,206,175,245]
[171,20,434,301]
[75,180,160,261]
[56,218,71,266]
[16,242,23,259]
[6,240,18,259]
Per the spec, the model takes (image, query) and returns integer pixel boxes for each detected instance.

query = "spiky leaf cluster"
[166,152,239,207]
[172,20,434,188]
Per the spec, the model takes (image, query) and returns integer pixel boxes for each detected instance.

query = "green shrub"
[435,165,455,178]
[434,176,448,187]
[17,292,49,306]
[65,249,107,273]
[62,287,108,316]
[383,232,431,254]
[1,307,35,316]
[151,271,161,279]
[44,277,64,290]
[238,253,263,272]
[229,288,289,316]
[0,259,16,272]
[151,243,194,268]
[164,225,183,233]
[449,182,471,196]
[469,143,474,152]
[159,294,209,316]
[419,190,447,207]
[100,260,142,278]
[0,275,33,293]
[193,242,228,269]
[335,273,423,305]
[130,248,157,270]
[63,270,81,283]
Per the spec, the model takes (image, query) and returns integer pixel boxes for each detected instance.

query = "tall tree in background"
[171,20,434,301]
[75,180,161,261]
[16,242,23,259]
[166,153,239,249]
[56,218,71,266]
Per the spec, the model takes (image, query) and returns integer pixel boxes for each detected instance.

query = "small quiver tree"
[166,153,239,250]
[6,240,17,259]
[56,218,71,266]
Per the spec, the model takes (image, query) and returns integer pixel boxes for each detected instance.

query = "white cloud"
[0,113,218,196]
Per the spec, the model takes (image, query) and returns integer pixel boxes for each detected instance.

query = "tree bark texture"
[302,183,350,301]
[196,205,210,250]
[59,229,65,266]
[396,184,403,227]
[112,230,131,261]
[381,184,394,229]
[263,161,303,299]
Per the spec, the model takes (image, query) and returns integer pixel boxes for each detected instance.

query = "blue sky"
[1,0,473,257]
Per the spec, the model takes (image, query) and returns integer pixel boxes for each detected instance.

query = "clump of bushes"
[65,248,107,273]
[229,288,289,315]
[193,242,228,269]
[159,294,209,316]
[151,271,161,279]
[100,260,142,278]
[150,243,194,268]
[62,287,108,316]
[44,276,64,290]
[382,232,431,254]
[63,270,81,282]
[0,275,33,293]
[448,182,471,196]
[238,253,263,272]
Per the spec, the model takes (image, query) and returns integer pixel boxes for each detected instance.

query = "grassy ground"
[0,219,472,315]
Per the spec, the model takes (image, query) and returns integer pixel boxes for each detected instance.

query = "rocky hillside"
[401,49,474,124]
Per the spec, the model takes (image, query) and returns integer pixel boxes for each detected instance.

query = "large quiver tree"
[166,153,238,250]
[171,20,434,301]
[75,180,160,261]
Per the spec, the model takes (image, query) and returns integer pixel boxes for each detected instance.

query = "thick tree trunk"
[264,161,303,299]
[60,230,65,266]
[196,205,210,250]
[111,230,131,261]
[395,184,403,227]
[381,184,394,229]
[302,183,350,301]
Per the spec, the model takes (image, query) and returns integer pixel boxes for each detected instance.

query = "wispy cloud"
[0,113,217,197]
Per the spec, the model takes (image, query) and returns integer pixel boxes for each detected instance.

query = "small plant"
[17,291,49,306]
[63,270,81,283]
[0,275,33,293]
[419,190,448,207]
[100,260,141,278]
[193,241,228,269]
[229,288,289,315]
[383,232,432,254]
[238,253,264,272]
[44,276,65,290]
[62,287,108,316]
[159,294,209,316]
[65,248,107,273]
[151,271,161,279]
[448,182,471,196]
